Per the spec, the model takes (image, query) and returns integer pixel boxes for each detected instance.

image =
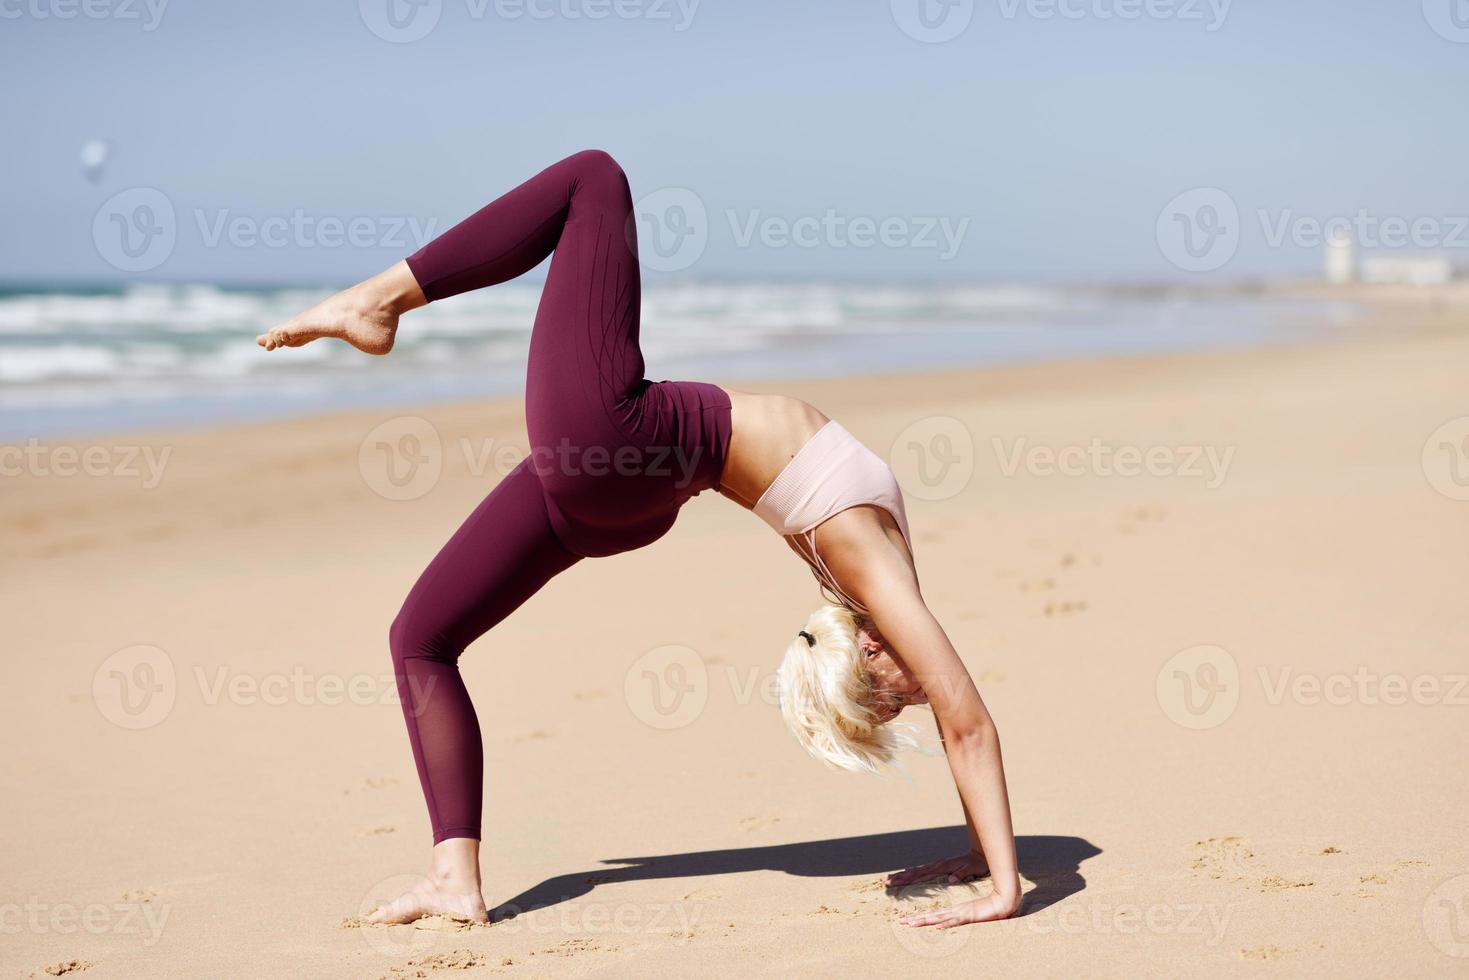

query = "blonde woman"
[259,150,1018,931]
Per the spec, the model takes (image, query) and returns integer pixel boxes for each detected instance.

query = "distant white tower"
[1325,227,1355,284]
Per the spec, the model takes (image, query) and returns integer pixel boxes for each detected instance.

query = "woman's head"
[776,604,926,772]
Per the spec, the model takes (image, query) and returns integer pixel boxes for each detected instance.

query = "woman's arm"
[837,532,1021,926]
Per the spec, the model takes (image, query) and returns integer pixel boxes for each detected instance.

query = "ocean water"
[0,281,1361,439]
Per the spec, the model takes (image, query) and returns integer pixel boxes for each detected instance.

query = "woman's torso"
[718,389,914,607]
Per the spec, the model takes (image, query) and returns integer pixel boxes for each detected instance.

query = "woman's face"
[860,624,928,723]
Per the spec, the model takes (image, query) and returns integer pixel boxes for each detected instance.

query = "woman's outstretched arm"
[842,538,1021,926]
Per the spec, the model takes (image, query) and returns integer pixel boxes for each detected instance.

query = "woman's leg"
[405,148,646,440]
[374,460,580,923]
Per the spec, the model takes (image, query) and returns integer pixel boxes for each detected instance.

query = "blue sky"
[2,0,1465,283]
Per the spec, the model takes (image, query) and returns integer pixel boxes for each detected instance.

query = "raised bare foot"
[366,872,489,926]
[256,284,399,355]
[257,261,424,355]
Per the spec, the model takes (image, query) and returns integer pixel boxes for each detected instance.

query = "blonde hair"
[777,604,917,772]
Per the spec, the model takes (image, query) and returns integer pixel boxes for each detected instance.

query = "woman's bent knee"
[389,607,458,668]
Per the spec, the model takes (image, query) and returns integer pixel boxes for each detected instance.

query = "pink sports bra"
[753,420,913,614]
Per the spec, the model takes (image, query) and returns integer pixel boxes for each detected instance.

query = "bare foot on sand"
[256,260,424,355]
[367,873,489,926]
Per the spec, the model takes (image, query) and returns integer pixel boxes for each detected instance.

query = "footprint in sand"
[1259,874,1314,892]
[1240,945,1294,961]
[121,887,165,903]
[739,816,781,832]
[541,938,608,957]
[1119,504,1169,535]
[1190,837,1255,881]
[383,949,487,976]
[849,877,891,897]
[345,776,400,795]
[38,962,93,977]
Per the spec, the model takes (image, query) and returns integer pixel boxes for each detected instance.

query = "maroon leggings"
[390,150,731,843]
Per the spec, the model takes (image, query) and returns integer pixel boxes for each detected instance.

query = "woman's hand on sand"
[899,889,1020,929]
[886,850,989,888]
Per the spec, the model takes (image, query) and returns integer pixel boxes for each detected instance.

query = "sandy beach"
[5,306,1469,978]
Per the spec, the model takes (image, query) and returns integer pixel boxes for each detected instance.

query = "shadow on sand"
[490,827,1100,921]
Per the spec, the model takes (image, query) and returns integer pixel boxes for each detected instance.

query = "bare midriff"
[716,389,829,510]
